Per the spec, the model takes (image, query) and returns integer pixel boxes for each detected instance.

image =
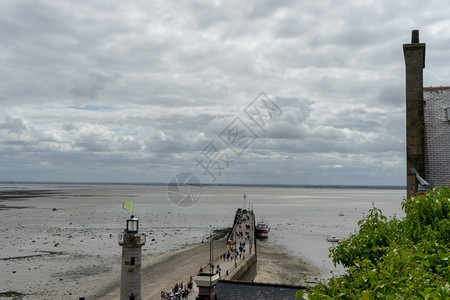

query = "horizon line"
[0,181,406,189]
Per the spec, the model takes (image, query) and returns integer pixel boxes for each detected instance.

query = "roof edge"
[424,86,450,90]
[217,279,307,289]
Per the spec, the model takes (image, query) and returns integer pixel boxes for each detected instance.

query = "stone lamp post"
[119,215,146,300]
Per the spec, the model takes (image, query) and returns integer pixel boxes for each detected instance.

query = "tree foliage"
[303,187,449,300]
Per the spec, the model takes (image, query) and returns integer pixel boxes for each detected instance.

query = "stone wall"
[423,87,450,188]
[228,253,257,281]
[120,239,143,300]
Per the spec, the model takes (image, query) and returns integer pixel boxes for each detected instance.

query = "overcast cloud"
[1,0,449,185]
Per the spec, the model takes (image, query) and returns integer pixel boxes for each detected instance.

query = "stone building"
[403,30,450,195]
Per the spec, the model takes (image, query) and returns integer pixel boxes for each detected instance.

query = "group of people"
[238,241,247,254]
[160,280,193,300]
[223,213,251,262]
[161,211,253,299]
[236,214,252,240]
[222,242,247,262]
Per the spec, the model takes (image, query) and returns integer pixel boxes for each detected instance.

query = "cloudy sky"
[1,0,448,186]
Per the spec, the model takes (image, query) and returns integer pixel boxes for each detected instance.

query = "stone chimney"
[403,30,426,196]
[194,273,220,299]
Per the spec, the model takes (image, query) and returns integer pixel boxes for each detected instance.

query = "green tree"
[302,187,449,300]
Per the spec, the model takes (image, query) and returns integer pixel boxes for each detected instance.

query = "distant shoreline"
[0,181,406,190]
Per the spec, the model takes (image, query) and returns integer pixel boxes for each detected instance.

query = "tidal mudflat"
[0,184,405,299]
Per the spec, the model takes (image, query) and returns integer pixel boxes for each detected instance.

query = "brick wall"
[423,87,450,188]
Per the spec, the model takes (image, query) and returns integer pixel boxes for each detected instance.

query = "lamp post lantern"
[126,215,139,234]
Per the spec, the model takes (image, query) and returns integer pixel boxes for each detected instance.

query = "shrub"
[302,187,449,300]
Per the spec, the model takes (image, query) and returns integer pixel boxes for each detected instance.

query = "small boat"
[326,235,340,243]
[338,205,344,216]
[256,222,270,239]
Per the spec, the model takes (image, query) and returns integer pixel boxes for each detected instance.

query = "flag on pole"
[122,199,133,212]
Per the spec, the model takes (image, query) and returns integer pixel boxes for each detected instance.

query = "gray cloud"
[1,0,449,184]
[71,69,121,100]
[0,116,30,134]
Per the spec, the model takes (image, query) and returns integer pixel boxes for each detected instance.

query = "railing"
[118,233,146,245]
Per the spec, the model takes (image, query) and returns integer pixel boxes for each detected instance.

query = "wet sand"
[255,240,319,286]
[2,205,317,300]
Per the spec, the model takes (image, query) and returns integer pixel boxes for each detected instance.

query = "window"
[130,257,135,265]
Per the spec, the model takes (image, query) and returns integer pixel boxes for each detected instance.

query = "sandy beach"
[0,184,404,299]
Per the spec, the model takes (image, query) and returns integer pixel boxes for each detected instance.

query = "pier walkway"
[168,210,256,299]
[205,210,256,281]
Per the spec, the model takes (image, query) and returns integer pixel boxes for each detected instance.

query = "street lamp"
[234,230,237,268]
